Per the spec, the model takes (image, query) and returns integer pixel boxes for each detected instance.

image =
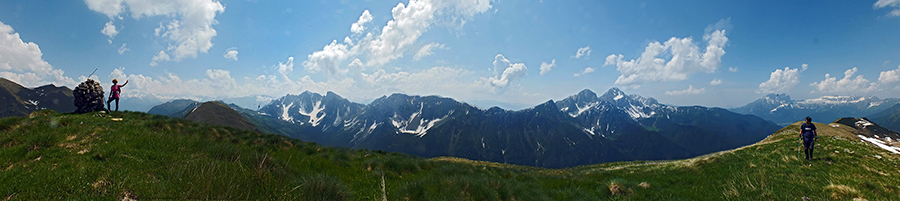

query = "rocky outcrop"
[73,79,105,114]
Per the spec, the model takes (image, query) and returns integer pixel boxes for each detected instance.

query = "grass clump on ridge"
[1,111,899,200]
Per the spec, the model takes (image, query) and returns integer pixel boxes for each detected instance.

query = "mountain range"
[236,88,779,168]
[0,77,75,118]
[731,93,900,126]
[869,103,900,134]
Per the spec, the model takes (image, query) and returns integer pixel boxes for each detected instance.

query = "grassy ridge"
[1,111,899,200]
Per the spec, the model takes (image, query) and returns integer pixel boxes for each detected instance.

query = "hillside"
[0,77,75,118]
[183,101,260,133]
[1,111,899,200]
[870,103,900,132]
[147,99,201,118]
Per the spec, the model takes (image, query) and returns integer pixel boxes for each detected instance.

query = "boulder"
[73,79,105,113]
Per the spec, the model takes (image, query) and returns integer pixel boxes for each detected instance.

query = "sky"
[1,0,900,110]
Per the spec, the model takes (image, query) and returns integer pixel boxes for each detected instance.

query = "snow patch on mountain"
[614,94,624,101]
[280,102,294,122]
[858,135,900,154]
[390,103,451,137]
[571,101,599,117]
[799,96,870,105]
[298,100,326,127]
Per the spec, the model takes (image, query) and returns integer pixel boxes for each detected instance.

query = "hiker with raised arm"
[799,116,818,160]
[107,79,128,112]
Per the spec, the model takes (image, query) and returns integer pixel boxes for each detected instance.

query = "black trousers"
[107,97,119,111]
[803,139,815,160]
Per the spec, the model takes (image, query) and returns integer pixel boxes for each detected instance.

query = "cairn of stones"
[73,79,105,113]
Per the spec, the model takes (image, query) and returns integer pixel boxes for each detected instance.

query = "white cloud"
[729,67,739,72]
[413,42,447,61]
[351,10,373,34]
[85,0,226,63]
[573,67,594,77]
[875,0,900,16]
[539,59,556,75]
[810,67,877,94]
[801,63,809,72]
[758,67,800,94]
[0,20,76,87]
[303,0,492,74]
[361,66,491,96]
[665,85,705,95]
[878,65,900,84]
[224,47,238,61]
[149,51,170,66]
[710,79,723,86]
[101,20,118,44]
[488,54,527,87]
[604,21,728,86]
[303,40,350,75]
[572,46,591,59]
[277,57,295,81]
[118,43,129,54]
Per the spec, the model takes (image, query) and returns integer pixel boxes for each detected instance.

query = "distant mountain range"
[731,93,900,126]
[0,77,75,118]
[226,88,780,168]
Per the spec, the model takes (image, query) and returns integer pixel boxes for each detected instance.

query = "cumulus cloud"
[539,59,556,75]
[303,40,350,75]
[604,20,728,86]
[85,0,226,63]
[101,20,118,44]
[810,67,877,94]
[118,43,129,54]
[665,85,705,95]
[801,63,809,72]
[108,67,240,99]
[0,21,76,87]
[875,0,900,16]
[350,10,373,34]
[729,67,739,72]
[150,51,170,66]
[277,57,295,81]
[573,67,594,77]
[413,42,447,61]
[303,0,491,75]
[710,79,723,86]
[224,47,238,61]
[758,67,800,94]
[879,65,900,84]
[361,66,491,95]
[488,54,527,87]
[571,46,591,59]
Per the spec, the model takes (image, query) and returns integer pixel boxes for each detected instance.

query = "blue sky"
[1,0,900,109]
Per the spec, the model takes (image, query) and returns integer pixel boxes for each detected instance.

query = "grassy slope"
[1,111,899,200]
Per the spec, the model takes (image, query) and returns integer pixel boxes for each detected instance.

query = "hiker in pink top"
[107,78,128,112]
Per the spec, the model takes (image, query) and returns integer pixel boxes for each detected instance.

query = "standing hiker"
[799,116,818,160]
[107,79,128,112]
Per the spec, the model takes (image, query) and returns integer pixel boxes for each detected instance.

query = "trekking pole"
[87,68,98,79]
[798,136,802,163]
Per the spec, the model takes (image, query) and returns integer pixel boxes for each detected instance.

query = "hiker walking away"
[107,79,128,112]
[799,116,818,160]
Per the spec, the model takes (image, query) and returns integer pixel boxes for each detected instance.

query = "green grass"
[1,110,899,200]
